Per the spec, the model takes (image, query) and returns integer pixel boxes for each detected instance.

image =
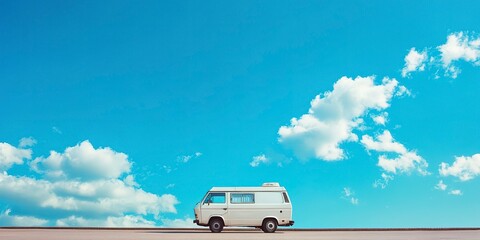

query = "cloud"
[371,112,388,126]
[448,189,462,196]
[0,172,178,219]
[161,152,203,175]
[30,140,131,180]
[52,127,62,134]
[163,165,173,173]
[19,137,37,148]
[439,154,480,181]
[343,187,353,197]
[56,215,156,227]
[0,142,32,171]
[439,32,480,67]
[176,152,202,163]
[0,209,48,226]
[438,32,480,78]
[373,173,394,189]
[279,76,406,161]
[361,130,406,153]
[402,48,428,77]
[395,85,411,97]
[402,32,480,79]
[0,140,179,227]
[342,187,359,205]
[361,130,428,175]
[250,154,269,167]
[435,180,447,191]
[434,180,462,196]
[161,217,199,228]
[123,174,139,187]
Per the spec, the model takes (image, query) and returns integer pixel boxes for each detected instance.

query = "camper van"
[193,182,294,233]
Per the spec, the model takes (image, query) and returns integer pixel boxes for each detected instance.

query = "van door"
[227,193,256,226]
[201,192,228,224]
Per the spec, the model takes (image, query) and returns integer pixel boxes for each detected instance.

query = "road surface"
[1,228,479,240]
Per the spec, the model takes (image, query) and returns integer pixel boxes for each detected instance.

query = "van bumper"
[286,220,294,226]
[193,219,208,226]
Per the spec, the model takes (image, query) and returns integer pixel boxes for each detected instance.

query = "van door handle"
[223,208,227,210]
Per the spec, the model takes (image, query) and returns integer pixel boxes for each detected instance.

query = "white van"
[193,182,294,233]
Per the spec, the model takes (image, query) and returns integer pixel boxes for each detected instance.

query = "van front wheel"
[262,219,277,233]
[209,218,224,233]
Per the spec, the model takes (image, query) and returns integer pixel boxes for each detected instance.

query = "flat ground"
[1,228,479,240]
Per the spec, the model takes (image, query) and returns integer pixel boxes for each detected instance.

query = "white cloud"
[0,173,178,218]
[0,140,180,227]
[439,32,480,67]
[123,174,139,187]
[343,187,353,197]
[279,76,405,161]
[163,165,173,173]
[177,155,192,163]
[161,217,199,228]
[361,130,428,175]
[403,32,480,79]
[361,130,406,153]
[402,48,428,77]
[395,85,411,97]
[371,112,388,126]
[342,187,359,205]
[448,189,462,196]
[165,183,175,189]
[0,209,48,226]
[56,215,155,227]
[177,152,202,163]
[0,142,32,171]
[30,140,131,180]
[435,180,447,191]
[52,126,62,134]
[250,154,269,167]
[373,173,394,189]
[377,153,427,175]
[19,137,37,148]
[439,154,480,181]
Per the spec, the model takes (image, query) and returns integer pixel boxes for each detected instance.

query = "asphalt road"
[1,228,479,240]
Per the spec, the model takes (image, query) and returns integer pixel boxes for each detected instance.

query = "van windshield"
[203,192,226,204]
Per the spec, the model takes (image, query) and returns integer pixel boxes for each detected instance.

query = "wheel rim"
[213,222,220,229]
[267,222,275,230]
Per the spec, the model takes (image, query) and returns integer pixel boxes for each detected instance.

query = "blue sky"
[1,1,480,228]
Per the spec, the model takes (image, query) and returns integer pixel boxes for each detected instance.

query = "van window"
[203,192,226,204]
[231,193,255,204]
[282,192,290,203]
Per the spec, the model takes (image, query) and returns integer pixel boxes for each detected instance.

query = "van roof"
[209,186,286,192]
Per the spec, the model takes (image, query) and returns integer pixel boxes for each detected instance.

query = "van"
[193,182,294,233]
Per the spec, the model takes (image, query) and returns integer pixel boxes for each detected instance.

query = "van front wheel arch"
[209,218,224,233]
[262,218,278,233]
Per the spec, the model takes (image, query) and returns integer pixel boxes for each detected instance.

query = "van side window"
[282,192,290,203]
[231,193,255,204]
[203,192,226,204]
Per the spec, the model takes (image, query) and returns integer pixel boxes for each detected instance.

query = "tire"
[262,219,278,233]
[209,218,224,233]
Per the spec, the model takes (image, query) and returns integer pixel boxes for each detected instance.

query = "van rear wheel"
[209,218,224,233]
[262,219,277,233]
